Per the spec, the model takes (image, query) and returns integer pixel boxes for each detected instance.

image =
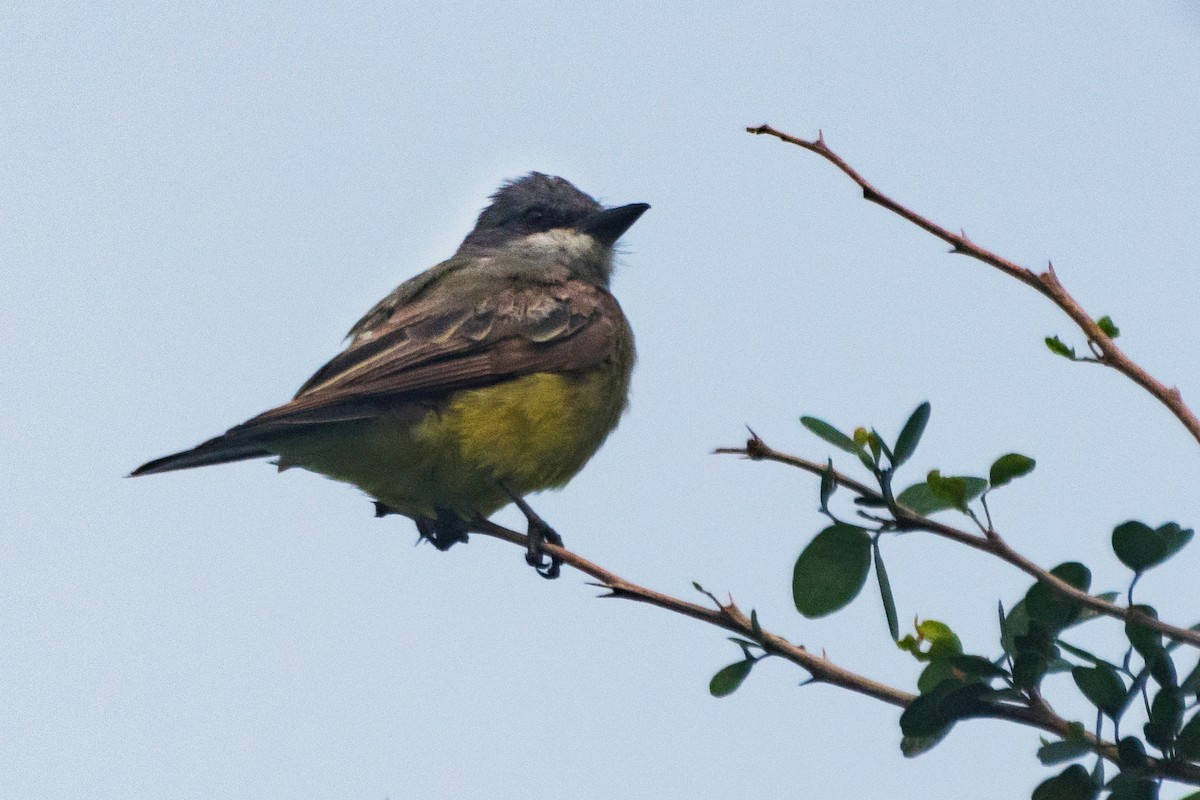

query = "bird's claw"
[502,484,564,580]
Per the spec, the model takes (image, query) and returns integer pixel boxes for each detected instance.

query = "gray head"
[457,173,649,286]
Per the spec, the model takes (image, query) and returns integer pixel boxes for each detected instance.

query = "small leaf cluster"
[708,606,767,697]
[791,403,1035,640]
[1025,520,1198,799]
[707,401,1200,799]
[1046,315,1121,362]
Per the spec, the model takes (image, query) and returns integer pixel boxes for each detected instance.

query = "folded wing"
[130,279,624,476]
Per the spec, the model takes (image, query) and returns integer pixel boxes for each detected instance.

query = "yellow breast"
[277,363,631,521]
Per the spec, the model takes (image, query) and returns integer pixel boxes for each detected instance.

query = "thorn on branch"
[586,580,620,597]
[723,593,743,616]
[745,429,768,460]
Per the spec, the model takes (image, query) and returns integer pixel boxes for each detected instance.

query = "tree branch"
[715,436,1200,650]
[745,123,1200,448]
[469,517,910,705]
[468,518,1200,786]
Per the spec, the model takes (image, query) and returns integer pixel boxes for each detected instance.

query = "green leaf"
[1112,521,1193,573]
[1116,736,1148,770]
[899,682,998,737]
[946,654,1008,680]
[1056,640,1119,671]
[792,524,872,618]
[1145,686,1183,749]
[1096,315,1120,339]
[1180,659,1200,696]
[867,429,885,464]
[989,453,1036,488]
[917,660,958,695]
[1125,606,1164,663]
[1015,622,1058,658]
[895,482,943,515]
[709,659,753,697]
[851,428,877,470]
[873,540,899,641]
[1025,563,1092,632]
[1013,651,1050,689]
[801,416,861,454]
[1001,600,1031,655]
[852,427,870,448]
[910,619,963,661]
[897,476,987,515]
[1045,657,1075,674]
[1107,775,1157,800]
[1031,764,1098,800]
[1148,649,1177,689]
[892,401,931,467]
[1045,335,1079,361]
[819,459,836,510]
[1176,710,1200,759]
[900,727,951,758]
[927,469,968,511]
[1072,664,1128,719]
[1036,738,1092,766]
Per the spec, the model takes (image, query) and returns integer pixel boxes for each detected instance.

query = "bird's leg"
[499,483,563,580]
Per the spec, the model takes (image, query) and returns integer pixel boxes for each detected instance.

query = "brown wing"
[227,279,626,437]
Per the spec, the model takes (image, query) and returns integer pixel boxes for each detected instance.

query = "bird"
[131,173,649,578]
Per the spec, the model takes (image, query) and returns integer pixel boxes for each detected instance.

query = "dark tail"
[129,434,273,477]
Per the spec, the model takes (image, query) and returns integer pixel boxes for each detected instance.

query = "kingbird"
[132,173,648,577]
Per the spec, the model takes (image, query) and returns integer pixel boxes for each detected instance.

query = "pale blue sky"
[4,3,1200,798]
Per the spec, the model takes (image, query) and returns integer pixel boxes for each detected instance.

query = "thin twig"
[716,437,1200,651]
[468,518,1200,786]
[745,123,1200,448]
[469,518,909,704]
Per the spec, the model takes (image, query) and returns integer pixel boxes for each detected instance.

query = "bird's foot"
[410,509,470,551]
[500,484,563,580]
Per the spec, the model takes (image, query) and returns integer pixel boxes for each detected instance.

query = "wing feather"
[228,279,625,438]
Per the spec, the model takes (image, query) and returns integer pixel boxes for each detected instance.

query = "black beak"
[577,202,650,247]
